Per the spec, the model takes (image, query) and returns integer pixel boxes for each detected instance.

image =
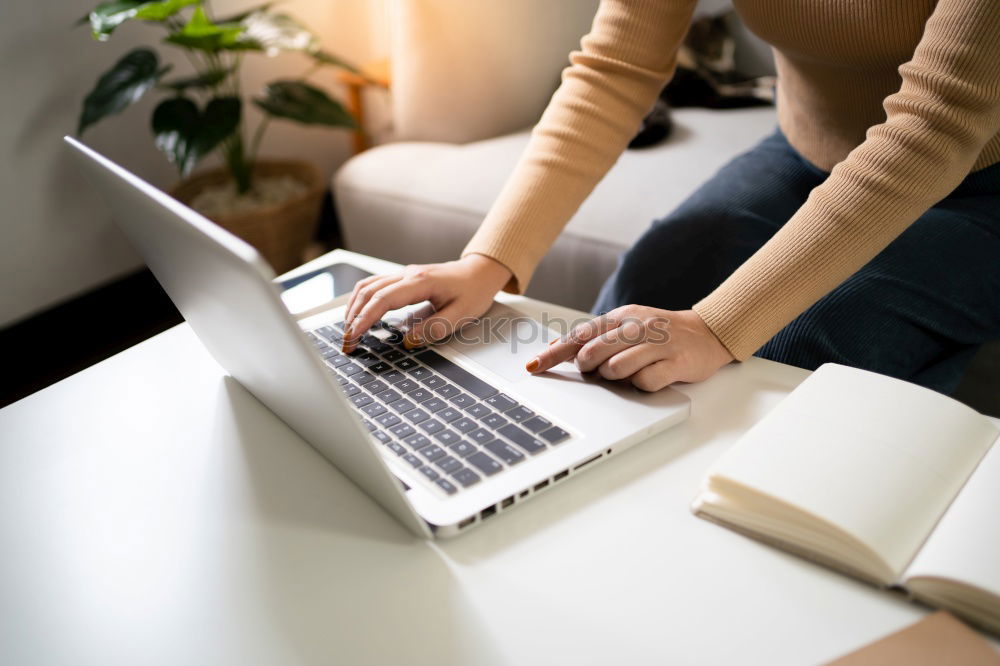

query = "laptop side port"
[481,505,497,520]
[501,496,514,509]
[554,470,569,482]
[574,453,603,470]
[458,515,476,530]
[533,479,549,492]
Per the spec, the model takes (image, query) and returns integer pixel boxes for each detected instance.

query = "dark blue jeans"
[594,129,1000,393]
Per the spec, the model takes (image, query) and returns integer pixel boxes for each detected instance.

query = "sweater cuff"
[692,297,766,362]
[461,238,537,295]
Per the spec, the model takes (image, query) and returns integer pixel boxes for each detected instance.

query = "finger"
[528,314,624,374]
[344,273,383,320]
[404,302,469,347]
[595,344,666,381]
[630,358,679,392]
[575,318,646,373]
[350,280,435,345]
[344,274,403,333]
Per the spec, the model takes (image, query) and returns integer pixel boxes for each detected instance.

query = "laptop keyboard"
[306,321,570,496]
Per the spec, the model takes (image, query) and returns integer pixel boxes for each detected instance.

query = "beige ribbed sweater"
[461,0,1000,361]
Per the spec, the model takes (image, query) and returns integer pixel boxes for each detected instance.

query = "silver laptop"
[65,136,689,538]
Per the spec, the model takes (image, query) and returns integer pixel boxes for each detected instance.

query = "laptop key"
[432,429,461,446]
[350,394,374,408]
[485,440,525,466]
[498,424,547,455]
[481,413,509,430]
[468,428,495,445]
[419,444,446,462]
[408,388,433,403]
[522,416,552,433]
[404,433,431,450]
[404,409,430,424]
[356,352,381,367]
[414,349,499,399]
[353,372,376,385]
[418,419,445,435]
[361,403,387,418]
[437,407,462,423]
[341,384,361,397]
[540,426,570,444]
[387,441,406,456]
[402,453,422,468]
[381,370,407,384]
[381,349,405,362]
[485,394,518,412]
[434,455,462,474]
[365,380,389,394]
[361,419,376,432]
[329,355,351,367]
[451,417,478,433]
[449,441,476,458]
[376,389,401,403]
[423,376,447,390]
[422,397,447,413]
[435,478,458,495]
[369,362,394,374]
[418,466,440,482]
[389,423,416,439]
[466,451,503,476]
[449,393,476,408]
[506,406,534,422]
[372,430,391,444]
[466,404,492,419]
[389,398,415,413]
[374,413,402,428]
[336,376,350,386]
[340,362,363,376]
[434,384,460,399]
[395,358,420,371]
[409,367,433,381]
[395,379,419,393]
[451,467,481,488]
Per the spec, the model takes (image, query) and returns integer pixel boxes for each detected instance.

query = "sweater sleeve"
[693,0,1000,360]
[461,0,698,293]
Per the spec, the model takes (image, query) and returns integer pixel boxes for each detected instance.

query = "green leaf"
[86,0,199,40]
[253,80,356,128]
[152,96,241,176]
[164,6,245,51]
[159,67,232,91]
[215,2,275,25]
[238,12,316,55]
[311,49,361,74]
[78,48,171,134]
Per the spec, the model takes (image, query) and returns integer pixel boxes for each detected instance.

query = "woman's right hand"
[341,254,513,353]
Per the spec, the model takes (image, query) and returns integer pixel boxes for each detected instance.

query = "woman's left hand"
[526,306,735,391]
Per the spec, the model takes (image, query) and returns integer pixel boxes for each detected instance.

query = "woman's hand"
[526,305,734,391]
[342,254,513,352]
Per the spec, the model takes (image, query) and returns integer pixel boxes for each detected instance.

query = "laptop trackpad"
[445,303,555,384]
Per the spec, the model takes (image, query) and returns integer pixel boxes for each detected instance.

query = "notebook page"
[708,364,998,579]
[904,435,1000,596]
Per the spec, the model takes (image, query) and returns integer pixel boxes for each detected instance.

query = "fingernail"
[525,358,540,373]
[403,333,423,350]
[549,338,560,346]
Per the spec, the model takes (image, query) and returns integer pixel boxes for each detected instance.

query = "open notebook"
[692,363,1000,634]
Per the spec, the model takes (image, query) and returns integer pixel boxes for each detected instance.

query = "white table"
[1,250,992,665]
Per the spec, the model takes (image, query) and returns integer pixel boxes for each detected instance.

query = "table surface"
[2,250,995,665]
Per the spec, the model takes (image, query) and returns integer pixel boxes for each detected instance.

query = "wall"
[0,0,387,328]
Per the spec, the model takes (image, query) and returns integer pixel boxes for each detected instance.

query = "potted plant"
[76,0,360,272]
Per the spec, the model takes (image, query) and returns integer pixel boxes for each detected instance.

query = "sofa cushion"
[334,106,777,311]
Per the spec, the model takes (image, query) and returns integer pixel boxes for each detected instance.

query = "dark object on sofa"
[630,11,775,150]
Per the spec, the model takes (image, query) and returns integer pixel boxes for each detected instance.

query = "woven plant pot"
[170,160,324,273]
